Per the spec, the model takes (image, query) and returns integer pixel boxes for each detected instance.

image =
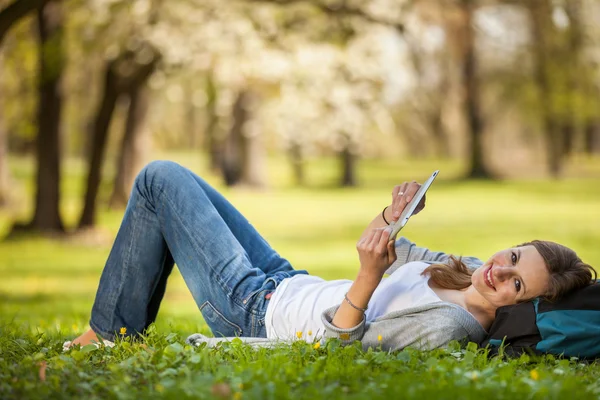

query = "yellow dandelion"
[313,342,321,350]
[120,327,127,335]
[530,369,539,381]
[233,392,242,400]
[72,324,78,332]
[296,331,302,339]
[238,383,244,390]
[308,330,313,336]
[340,333,350,341]
[377,335,382,342]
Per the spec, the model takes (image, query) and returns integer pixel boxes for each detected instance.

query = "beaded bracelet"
[344,292,368,312]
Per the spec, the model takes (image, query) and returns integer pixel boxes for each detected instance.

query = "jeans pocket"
[242,277,279,311]
[199,301,243,337]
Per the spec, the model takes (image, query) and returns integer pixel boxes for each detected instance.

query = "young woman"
[66,161,596,351]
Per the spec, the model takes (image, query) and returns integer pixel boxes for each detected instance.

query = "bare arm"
[336,181,426,329]
[332,227,396,328]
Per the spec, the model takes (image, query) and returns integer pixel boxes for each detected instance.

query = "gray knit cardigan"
[187,237,488,351]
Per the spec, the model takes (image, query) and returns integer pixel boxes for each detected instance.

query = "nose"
[493,265,516,283]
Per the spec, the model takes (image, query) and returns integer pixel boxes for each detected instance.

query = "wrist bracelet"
[344,292,368,312]
[382,206,390,225]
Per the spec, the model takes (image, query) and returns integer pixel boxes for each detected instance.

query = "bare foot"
[69,328,105,348]
[65,328,148,351]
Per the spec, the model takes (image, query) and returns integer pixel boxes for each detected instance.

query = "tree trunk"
[584,121,600,154]
[221,90,248,186]
[430,110,450,158]
[29,0,64,232]
[0,94,10,207]
[527,0,570,178]
[0,61,11,207]
[545,120,562,178]
[220,90,266,188]
[0,0,45,46]
[241,122,266,188]
[78,60,121,228]
[461,0,491,179]
[340,137,357,187]
[289,141,304,186]
[561,123,575,157]
[109,66,154,209]
[204,72,221,172]
[185,84,198,149]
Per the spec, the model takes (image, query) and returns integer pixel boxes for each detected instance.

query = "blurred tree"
[109,45,160,208]
[0,86,9,207]
[401,27,451,158]
[527,0,571,177]
[78,0,162,227]
[247,0,404,186]
[457,0,490,179]
[0,0,45,46]
[565,0,600,156]
[78,57,123,229]
[409,0,495,178]
[0,0,41,209]
[524,0,600,176]
[27,0,64,232]
[585,123,600,154]
[204,71,222,172]
[221,89,266,187]
[1,16,38,155]
[79,45,161,226]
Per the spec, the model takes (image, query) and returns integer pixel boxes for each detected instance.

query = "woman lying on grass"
[66,161,596,351]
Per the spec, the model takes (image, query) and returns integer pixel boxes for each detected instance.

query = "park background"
[1,0,600,399]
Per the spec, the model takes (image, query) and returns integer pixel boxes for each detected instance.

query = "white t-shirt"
[264,261,441,341]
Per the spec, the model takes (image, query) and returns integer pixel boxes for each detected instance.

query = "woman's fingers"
[387,239,397,264]
[368,228,384,248]
[375,228,392,255]
[357,228,377,249]
[360,228,389,256]
[394,182,424,217]
[403,181,421,204]
[357,228,397,275]
[391,182,408,221]
[356,233,369,249]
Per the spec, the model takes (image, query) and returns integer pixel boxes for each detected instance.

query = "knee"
[136,160,184,189]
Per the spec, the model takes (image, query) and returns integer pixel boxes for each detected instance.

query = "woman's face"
[472,245,550,307]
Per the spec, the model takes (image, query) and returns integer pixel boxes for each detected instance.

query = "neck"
[461,286,496,331]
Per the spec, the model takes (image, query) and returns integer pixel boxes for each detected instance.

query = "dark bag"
[481,283,600,359]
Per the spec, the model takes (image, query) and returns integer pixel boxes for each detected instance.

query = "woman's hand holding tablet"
[388,170,439,240]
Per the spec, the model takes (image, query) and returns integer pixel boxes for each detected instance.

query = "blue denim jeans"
[90,161,308,340]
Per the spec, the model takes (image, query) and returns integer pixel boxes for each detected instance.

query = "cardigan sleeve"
[320,305,366,343]
[320,304,470,352]
[386,237,484,275]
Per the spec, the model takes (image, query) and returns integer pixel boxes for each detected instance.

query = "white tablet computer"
[389,170,439,240]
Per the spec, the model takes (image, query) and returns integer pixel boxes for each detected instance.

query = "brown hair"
[422,240,597,301]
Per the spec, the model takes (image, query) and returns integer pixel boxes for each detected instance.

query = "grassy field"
[1,153,600,399]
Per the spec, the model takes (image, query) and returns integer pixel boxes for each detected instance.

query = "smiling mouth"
[484,265,496,290]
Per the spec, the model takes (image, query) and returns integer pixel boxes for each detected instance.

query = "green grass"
[1,152,600,399]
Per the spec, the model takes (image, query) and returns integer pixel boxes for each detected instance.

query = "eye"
[515,279,522,293]
[511,251,517,265]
